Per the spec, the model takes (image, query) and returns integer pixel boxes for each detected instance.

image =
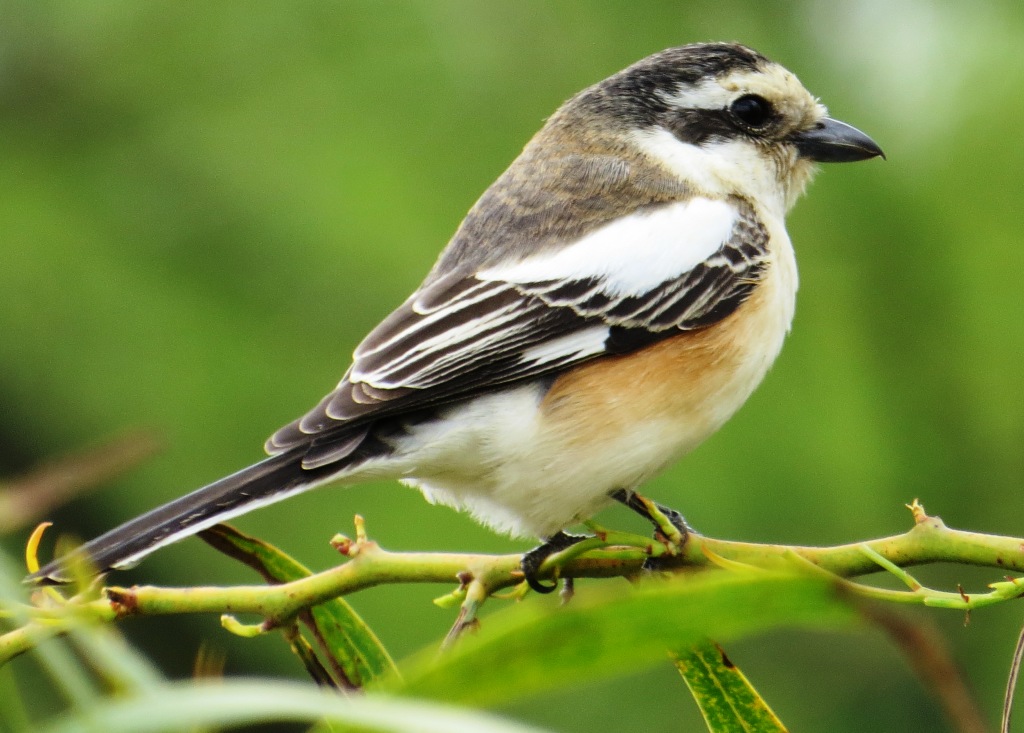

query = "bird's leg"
[610,488,691,564]
[520,530,588,594]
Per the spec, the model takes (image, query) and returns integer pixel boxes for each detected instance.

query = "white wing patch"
[520,325,609,366]
[477,198,737,296]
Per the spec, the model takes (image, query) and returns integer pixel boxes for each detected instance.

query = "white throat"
[631,128,791,218]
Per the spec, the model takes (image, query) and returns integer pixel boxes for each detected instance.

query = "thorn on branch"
[906,498,949,532]
[354,515,368,544]
[907,498,928,524]
[221,613,267,638]
[331,515,378,558]
[330,534,355,557]
[443,598,481,648]
[433,571,474,608]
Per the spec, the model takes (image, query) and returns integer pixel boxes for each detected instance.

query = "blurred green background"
[2,1,1023,730]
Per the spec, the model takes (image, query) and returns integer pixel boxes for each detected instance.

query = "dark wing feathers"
[266,200,770,465]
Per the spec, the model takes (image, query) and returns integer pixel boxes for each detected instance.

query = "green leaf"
[394,571,857,706]
[673,639,788,732]
[200,524,396,687]
[38,679,554,733]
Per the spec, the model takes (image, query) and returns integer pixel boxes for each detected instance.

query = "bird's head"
[552,42,883,215]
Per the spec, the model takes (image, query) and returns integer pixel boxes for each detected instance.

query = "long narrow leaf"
[673,639,787,732]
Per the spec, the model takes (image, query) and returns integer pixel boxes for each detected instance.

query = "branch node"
[906,498,928,523]
[859,544,922,591]
[332,516,380,559]
[906,498,948,531]
[105,587,138,617]
[330,533,356,557]
[444,587,485,647]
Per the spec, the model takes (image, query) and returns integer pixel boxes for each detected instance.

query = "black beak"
[792,117,884,163]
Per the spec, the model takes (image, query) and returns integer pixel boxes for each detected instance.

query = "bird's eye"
[729,94,774,130]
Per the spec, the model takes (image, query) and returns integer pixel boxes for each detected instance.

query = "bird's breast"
[542,221,796,434]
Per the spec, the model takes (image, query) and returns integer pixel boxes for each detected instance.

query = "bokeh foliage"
[1,2,1022,731]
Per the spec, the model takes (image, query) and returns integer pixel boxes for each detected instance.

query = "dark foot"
[521,531,587,594]
[610,489,691,570]
[611,489,691,536]
[654,504,691,538]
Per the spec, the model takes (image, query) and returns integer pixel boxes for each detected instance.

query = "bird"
[32,42,882,588]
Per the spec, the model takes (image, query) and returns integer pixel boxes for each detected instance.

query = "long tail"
[30,450,338,584]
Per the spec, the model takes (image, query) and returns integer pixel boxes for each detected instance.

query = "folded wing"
[268,196,769,468]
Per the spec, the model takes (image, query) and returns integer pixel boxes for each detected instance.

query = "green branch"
[3,501,1024,667]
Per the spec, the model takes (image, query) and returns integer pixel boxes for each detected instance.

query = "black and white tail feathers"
[29,450,341,584]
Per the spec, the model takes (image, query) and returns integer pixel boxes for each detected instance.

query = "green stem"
[693,511,1024,576]
[4,503,1024,666]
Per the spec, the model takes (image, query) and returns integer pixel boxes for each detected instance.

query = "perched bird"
[33,42,882,588]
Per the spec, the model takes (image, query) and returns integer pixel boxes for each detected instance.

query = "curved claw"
[526,574,559,595]
[520,531,587,594]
